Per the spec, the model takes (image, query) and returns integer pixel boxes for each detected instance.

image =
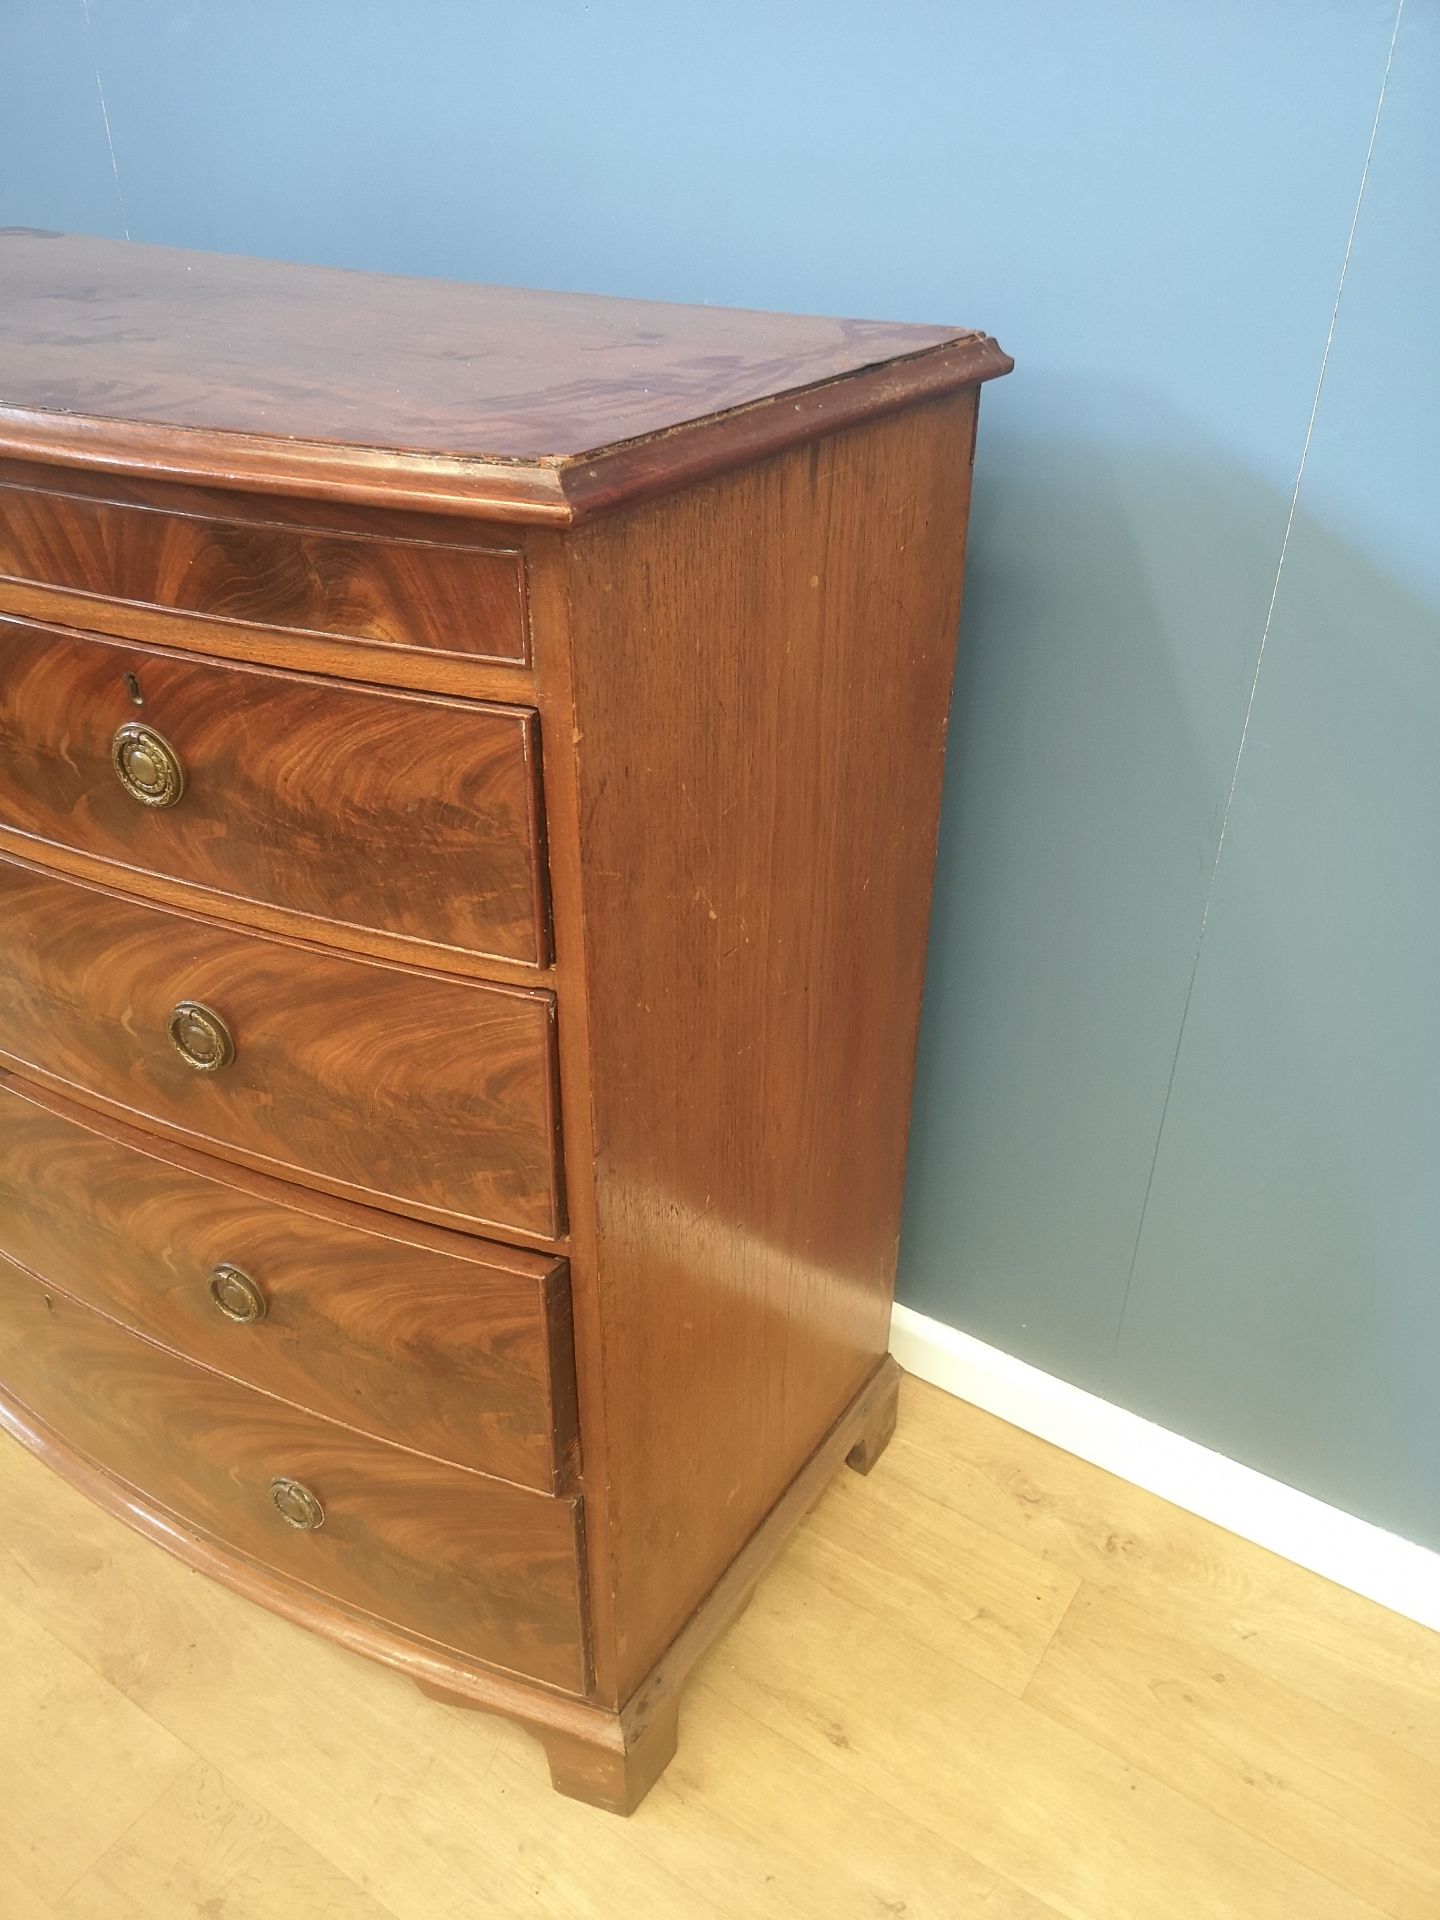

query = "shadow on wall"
[900,411,1440,1546]
[1105,482,1440,1549]
[902,409,1292,1378]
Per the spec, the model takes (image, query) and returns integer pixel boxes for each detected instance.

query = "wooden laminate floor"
[2,1374,1437,1919]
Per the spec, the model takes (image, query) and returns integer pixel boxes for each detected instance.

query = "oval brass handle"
[269,1477,324,1531]
[209,1263,266,1323]
[112,722,185,808]
[167,1000,234,1072]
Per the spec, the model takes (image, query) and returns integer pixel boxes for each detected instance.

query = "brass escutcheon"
[112,721,184,807]
[209,1263,266,1323]
[167,1000,235,1072]
[269,1476,325,1531]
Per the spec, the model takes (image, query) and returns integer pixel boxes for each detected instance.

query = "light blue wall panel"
[0,1,124,236]
[1113,4,1440,1546]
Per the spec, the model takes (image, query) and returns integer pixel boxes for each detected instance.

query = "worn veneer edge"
[0,1374,594,1695]
[0,577,543,704]
[0,1352,899,1794]
[0,1242,569,1496]
[0,823,556,991]
[520,522,622,1703]
[0,335,1013,524]
[0,468,534,667]
[0,1045,569,1255]
[0,844,568,1249]
[0,1070,564,1282]
[0,1071,580,1494]
[0,608,556,981]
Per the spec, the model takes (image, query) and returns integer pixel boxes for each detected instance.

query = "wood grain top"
[0,230,1011,521]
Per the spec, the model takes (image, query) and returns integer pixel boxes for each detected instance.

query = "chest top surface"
[0,230,1010,520]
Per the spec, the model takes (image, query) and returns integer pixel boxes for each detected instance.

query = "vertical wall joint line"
[80,0,130,240]
[1108,0,1408,1362]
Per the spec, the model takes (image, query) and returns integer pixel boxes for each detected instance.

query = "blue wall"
[2,1,1435,1548]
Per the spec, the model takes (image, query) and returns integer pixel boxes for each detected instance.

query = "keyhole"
[124,672,144,706]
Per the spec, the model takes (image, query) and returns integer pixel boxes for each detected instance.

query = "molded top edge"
[0,232,1012,521]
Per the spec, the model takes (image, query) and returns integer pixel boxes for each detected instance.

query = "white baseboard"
[890,1302,1440,1634]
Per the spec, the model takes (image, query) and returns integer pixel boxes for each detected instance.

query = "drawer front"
[0,1077,576,1490]
[0,1256,588,1691]
[0,478,529,665]
[0,617,549,967]
[0,858,563,1240]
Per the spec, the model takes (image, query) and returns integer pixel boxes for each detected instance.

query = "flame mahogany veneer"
[0,232,1009,1813]
[0,614,551,966]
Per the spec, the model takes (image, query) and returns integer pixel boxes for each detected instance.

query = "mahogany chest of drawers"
[0,230,1009,1812]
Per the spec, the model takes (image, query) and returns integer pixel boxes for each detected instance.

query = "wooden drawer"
[0,1255,588,1691]
[0,476,529,666]
[0,857,563,1240]
[0,616,549,969]
[0,1076,576,1491]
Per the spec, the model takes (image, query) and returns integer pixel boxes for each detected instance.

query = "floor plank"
[55,1764,400,1920]
[1026,1582,1440,1920]
[481,1686,1064,1919]
[0,1860,61,1920]
[706,1559,1392,1920]
[1,1373,1436,1920]
[887,1382,1440,1768]
[0,1587,191,1907]
[782,1459,1079,1694]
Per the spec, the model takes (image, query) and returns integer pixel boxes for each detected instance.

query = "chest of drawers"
[0,230,1009,1812]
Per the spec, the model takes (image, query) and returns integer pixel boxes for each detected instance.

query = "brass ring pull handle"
[112,722,185,808]
[269,1477,325,1531]
[167,1000,234,1072]
[209,1263,266,1323]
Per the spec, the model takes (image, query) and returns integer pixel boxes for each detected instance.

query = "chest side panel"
[556,390,982,1694]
